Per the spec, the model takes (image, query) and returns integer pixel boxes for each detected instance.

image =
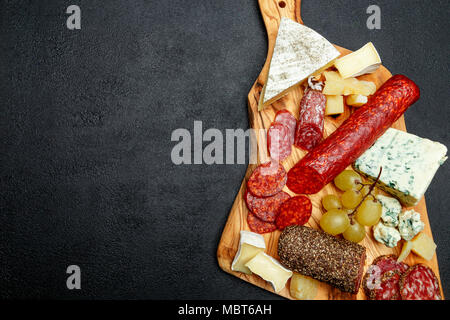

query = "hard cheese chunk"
[397,240,414,262]
[245,252,293,293]
[334,42,381,78]
[346,94,368,107]
[376,195,401,227]
[354,128,448,206]
[411,232,437,261]
[259,17,339,110]
[231,231,266,274]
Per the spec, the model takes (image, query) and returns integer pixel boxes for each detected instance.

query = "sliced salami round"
[275,196,312,230]
[268,122,292,161]
[247,161,287,198]
[400,264,442,300]
[247,212,277,234]
[274,110,297,145]
[245,190,290,222]
[363,255,409,297]
[294,89,326,151]
[369,270,402,300]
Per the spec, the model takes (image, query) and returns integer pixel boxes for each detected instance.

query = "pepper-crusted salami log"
[400,264,442,300]
[369,270,402,300]
[287,75,420,194]
[274,110,297,146]
[295,89,326,151]
[247,212,277,234]
[278,225,366,293]
[268,122,292,161]
[275,196,312,230]
[245,190,290,222]
[247,161,287,197]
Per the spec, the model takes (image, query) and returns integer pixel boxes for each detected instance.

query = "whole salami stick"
[287,75,420,194]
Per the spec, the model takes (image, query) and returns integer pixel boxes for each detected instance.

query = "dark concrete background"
[1,0,448,299]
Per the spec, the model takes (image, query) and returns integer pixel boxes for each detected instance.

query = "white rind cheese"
[260,17,340,109]
[376,195,402,227]
[398,210,425,241]
[354,128,448,206]
[231,231,266,275]
[373,222,401,248]
[245,252,293,293]
[334,42,382,78]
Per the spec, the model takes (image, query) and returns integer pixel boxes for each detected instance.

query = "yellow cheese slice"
[411,232,437,261]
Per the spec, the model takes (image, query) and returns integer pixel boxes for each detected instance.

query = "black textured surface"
[1,0,449,299]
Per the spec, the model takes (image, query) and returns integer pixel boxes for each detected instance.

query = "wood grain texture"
[217,0,443,300]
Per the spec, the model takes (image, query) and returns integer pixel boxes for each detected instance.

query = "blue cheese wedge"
[354,128,448,206]
[259,17,340,110]
[376,195,402,227]
[398,210,424,241]
[231,231,266,275]
[373,222,401,248]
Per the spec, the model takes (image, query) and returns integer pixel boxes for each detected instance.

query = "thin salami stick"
[287,75,420,194]
[294,89,326,151]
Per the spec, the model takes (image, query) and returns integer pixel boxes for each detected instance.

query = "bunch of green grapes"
[319,170,382,243]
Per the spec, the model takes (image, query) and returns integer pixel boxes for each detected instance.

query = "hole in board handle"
[278,1,286,8]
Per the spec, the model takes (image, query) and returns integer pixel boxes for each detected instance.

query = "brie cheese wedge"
[259,18,340,110]
[231,231,266,274]
[245,252,293,293]
[334,42,381,78]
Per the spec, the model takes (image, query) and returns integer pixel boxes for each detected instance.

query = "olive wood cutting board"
[216,0,443,300]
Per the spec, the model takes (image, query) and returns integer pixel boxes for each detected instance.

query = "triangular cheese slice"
[259,18,340,110]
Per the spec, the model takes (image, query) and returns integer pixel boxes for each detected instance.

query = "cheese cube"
[325,95,344,115]
[346,94,368,107]
[231,231,266,274]
[354,128,448,206]
[411,233,437,261]
[245,252,293,293]
[334,42,382,78]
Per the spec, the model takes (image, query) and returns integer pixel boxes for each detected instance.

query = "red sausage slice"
[295,89,326,151]
[276,196,312,230]
[245,190,290,222]
[400,264,442,300]
[247,161,287,197]
[287,75,420,194]
[247,212,277,234]
[267,122,292,161]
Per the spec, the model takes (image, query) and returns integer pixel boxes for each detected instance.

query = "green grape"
[319,209,350,236]
[341,189,363,209]
[355,199,382,226]
[343,221,366,243]
[334,170,362,191]
[322,194,342,211]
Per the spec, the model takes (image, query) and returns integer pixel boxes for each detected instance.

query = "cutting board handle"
[259,0,303,31]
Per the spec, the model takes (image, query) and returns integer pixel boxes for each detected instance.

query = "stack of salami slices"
[363,255,442,300]
[245,161,312,234]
